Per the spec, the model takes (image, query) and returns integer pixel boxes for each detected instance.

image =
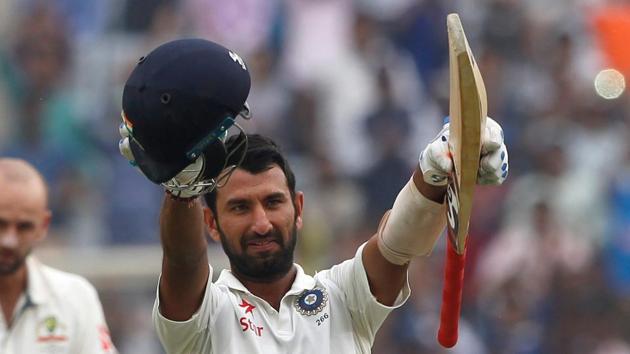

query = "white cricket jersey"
[154,243,410,354]
[0,256,117,354]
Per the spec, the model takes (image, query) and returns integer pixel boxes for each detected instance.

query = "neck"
[235,266,297,311]
[0,266,28,326]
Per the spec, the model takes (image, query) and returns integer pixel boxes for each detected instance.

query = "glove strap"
[165,189,199,203]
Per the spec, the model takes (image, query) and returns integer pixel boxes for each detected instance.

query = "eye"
[266,197,285,208]
[0,219,7,231]
[17,222,36,234]
[229,203,249,213]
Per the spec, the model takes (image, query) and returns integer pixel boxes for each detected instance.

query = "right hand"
[118,120,207,200]
[419,122,452,186]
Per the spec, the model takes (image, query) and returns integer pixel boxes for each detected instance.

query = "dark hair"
[202,134,296,215]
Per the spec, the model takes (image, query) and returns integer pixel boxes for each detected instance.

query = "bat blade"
[438,13,488,348]
[446,13,487,254]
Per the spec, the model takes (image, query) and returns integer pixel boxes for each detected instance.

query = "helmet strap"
[186,116,235,160]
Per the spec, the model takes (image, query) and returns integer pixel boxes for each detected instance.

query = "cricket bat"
[437,13,488,348]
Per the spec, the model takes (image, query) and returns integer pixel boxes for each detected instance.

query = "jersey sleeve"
[72,278,118,354]
[153,264,226,354]
[317,243,411,344]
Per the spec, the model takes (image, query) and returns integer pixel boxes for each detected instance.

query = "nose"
[0,230,19,249]
[250,204,272,235]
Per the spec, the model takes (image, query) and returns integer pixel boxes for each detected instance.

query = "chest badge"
[295,288,328,316]
[36,315,68,342]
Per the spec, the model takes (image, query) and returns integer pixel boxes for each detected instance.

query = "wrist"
[413,168,446,203]
[165,189,199,203]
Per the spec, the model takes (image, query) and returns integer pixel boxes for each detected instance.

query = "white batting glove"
[419,117,508,186]
[478,117,509,185]
[419,122,452,186]
[118,120,207,200]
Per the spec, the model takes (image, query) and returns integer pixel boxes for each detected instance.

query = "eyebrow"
[0,216,37,226]
[225,197,250,209]
[264,192,287,201]
[224,192,288,207]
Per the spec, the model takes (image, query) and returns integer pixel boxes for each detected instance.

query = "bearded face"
[217,222,297,281]
[206,166,304,282]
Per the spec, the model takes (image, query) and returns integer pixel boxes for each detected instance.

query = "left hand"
[118,119,209,200]
[477,117,508,185]
[418,117,508,186]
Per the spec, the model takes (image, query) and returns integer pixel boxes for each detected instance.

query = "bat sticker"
[446,182,460,246]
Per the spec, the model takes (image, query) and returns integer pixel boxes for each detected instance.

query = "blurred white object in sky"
[594,68,625,99]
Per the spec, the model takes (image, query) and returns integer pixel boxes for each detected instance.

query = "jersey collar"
[25,256,52,306]
[216,264,316,295]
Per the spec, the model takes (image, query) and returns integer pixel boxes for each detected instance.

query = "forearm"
[363,169,448,303]
[363,236,409,306]
[159,195,209,320]
[160,195,208,266]
[376,169,447,265]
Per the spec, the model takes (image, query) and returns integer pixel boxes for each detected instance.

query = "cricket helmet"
[121,38,251,184]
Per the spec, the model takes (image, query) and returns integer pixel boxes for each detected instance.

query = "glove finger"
[478,168,508,185]
[172,155,205,186]
[480,146,502,173]
[478,144,508,185]
[430,122,450,143]
[419,119,454,186]
[162,156,209,198]
[119,122,132,139]
[118,137,137,165]
[419,139,452,186]
[428,142,453,172]
[481,117,504,155]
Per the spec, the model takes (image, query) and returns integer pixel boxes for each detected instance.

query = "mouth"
[247,239,279,252]
[0,250,16,263]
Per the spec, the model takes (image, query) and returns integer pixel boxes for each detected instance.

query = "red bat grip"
[437,236,466,348]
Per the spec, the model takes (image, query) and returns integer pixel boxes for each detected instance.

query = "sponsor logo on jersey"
[238,298,263,337]
[295,288,328,316]
[239,299,256,314]
[240,317,264,337]
[99,325,115,352]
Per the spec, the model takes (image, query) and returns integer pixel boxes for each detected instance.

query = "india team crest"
[295,288,328,316]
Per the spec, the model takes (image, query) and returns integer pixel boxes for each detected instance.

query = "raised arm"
[116,38,253,329]
[362,167,446,305]
[118,118,222,321]
[362,118,508,305]
[158,196,209,320]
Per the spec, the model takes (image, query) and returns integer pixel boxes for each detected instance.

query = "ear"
[203,207,221,243]
[37,210,52,242]
[294,191,304,230]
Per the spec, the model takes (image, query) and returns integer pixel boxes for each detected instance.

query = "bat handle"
[437,236,466,348]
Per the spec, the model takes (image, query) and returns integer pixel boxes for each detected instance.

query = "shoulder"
[315,243,367,278]
[31,258,100,301]
[313,254,362,292]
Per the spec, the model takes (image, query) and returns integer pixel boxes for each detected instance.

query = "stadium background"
[1,0,629,353]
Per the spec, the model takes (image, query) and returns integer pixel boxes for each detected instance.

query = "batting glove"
[477,117,508,185]
[419,122,452,186]
[118,120,207,200]
[419,117,508,186]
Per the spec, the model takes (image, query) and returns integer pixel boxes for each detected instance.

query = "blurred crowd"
[1,0,630,353]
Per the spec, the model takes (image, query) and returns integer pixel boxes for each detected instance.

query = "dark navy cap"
[122,38,251,183]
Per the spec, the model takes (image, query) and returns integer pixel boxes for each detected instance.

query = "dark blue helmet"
[121,38,251,184]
